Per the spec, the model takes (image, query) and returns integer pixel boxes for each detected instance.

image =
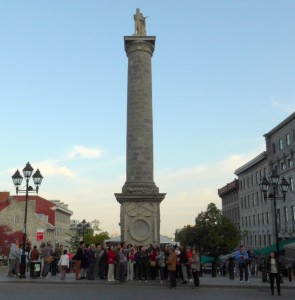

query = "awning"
[255,238,295,255]
[201,256,214,263]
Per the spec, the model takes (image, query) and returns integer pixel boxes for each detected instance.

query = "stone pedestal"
[115,35,166,246]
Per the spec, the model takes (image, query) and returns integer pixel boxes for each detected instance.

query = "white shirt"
[58,254,69,268]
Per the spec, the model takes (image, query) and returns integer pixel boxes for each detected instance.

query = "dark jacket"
[267,257,281,274]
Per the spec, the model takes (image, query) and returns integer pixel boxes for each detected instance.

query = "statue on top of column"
[134,8,147,36]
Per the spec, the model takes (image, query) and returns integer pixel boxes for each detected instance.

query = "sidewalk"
[0,265,294,289]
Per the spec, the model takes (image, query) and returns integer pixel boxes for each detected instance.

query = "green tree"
[176,203,240,258]
[175,225,197,246]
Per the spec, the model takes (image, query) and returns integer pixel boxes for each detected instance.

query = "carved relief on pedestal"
[124,202,154,243]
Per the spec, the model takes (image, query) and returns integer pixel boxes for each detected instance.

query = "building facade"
[0,192,73,249]
[218,179,240,230]
[220,112,295,251]
[264,112,295,240]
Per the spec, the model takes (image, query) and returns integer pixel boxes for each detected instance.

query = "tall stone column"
[115,10,166,246]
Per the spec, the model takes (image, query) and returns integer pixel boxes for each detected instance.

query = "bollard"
[212,260,217,277]
[229,257,234,280]
[262,267,267,282]
[199,263,203,277]
[288,266,292,282]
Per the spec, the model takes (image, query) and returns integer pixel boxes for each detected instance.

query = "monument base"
[114,193,166,246]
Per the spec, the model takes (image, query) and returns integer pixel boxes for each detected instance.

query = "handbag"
[46,256,54,264]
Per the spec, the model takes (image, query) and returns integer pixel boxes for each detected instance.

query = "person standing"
[117,243,128,283]
[167,246,177,289]
[190,248,200,288]
[126,244,135,281]
[156,246,166,283]
[179,244,188,284]
[136,246,148,282]
[235,245,249,283]
[107,245,117,281]
[58,249,69,280]
[7,239,20,277]
[41,242,53,278]
[74,241,84,280]
[267,251,281,296]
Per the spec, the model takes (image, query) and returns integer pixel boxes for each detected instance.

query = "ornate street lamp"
[259,169,289,258]
[12,162,43,278]
[77,219,90,241]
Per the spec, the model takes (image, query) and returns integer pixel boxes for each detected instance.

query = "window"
[289,178,294,191]
[262,213,265,225]
[256,172,259,184]
[288,158,293,168]
[279,138,283,150]
[281,161,286,171]
[13,215,19,224]
[272,143,276,154]
[286,133,290,146]
[266,212,270,224]
[258,214,261,225]
[284,207,288,223]
[253,215,256,226]
[292,206,295,222]
[277,209,280,225]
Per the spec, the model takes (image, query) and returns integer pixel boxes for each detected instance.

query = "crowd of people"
[72,241,201,289]
[6,239,283,295]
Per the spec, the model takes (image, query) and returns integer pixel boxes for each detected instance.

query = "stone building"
[234,152,270,250]
[0,192,72,248]
[218,179,240,230]
[263,112,295,239]
[219,112,295,251]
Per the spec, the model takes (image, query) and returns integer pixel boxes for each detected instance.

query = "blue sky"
[0,1,294,238]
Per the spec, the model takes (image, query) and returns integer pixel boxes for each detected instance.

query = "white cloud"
[33,161,77,180]
[67,145,103,159]
[35,150,265,238]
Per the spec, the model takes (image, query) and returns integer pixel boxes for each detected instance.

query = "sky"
[0,0,295,238]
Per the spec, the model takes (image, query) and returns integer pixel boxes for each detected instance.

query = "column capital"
[124,36,156,56]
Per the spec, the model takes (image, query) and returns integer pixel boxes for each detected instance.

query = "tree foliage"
[175,203,240,257]
[66,220,109,252]
[0,225,22,258]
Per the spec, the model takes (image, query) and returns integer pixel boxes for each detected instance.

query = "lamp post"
[11,162,43,278]
[259,169,289,259]
[77,219,90,241]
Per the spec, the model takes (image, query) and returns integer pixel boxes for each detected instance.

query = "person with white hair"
[7,239,20,277]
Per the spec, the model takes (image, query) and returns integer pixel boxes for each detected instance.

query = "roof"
[264,112,295,138]
[235,151,267,175]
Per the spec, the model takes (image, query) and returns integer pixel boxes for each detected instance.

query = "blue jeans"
[42,262,50,277]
